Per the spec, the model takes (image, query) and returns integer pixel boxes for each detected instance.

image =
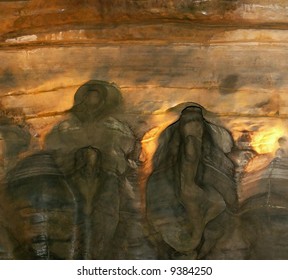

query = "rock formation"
[146,105,236,259]
[0,1,288,260]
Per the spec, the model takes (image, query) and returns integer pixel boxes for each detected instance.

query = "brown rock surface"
[0,0,287,259]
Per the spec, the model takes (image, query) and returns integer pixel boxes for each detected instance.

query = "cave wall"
[0,0,288,259]
[1,1,288,154]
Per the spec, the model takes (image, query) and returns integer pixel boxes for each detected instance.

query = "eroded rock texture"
[69,146,120,260]
[146,106,236,259]
[0,80,155,259]
[199,138,288,259]
[5,153,77,259]
[0,80,288,259]
[0,0,288,260]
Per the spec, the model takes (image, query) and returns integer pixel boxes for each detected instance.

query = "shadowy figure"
[200,134,288,259]
[146,105,236,259]
[0,108,31,180]
[44,80,137,259]
[69,80,121,123]
[45,80,136,175]
[70,146,120,259]
[5,153,77,259]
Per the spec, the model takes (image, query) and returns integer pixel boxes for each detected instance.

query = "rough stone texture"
[0,43,288,155]
[0,0,288,259]
[1,1,288,155]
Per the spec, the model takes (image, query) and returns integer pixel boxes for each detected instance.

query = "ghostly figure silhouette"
[43,81,141,259]
[5,153,77,259]
[200,134,288,260]
[146,106,236,259]
[70,146,120,259]
[45,80,136,175]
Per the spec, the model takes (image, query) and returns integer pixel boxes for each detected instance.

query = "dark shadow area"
[146,104,237,259]
[219,74,239,95]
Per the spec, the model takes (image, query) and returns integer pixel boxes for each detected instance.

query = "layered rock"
[0,0,287,260]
